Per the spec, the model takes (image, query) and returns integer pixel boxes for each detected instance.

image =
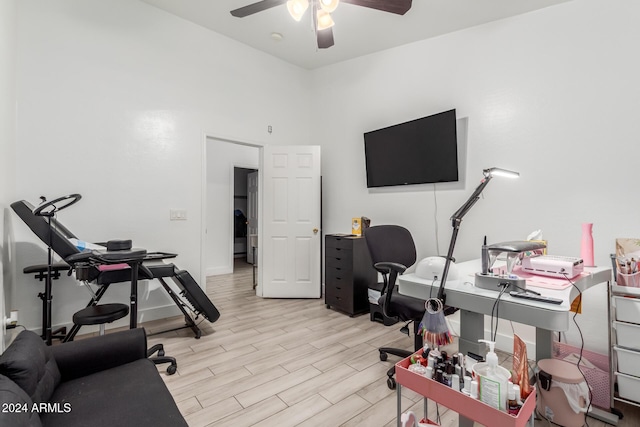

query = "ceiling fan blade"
[230,0,288,18]
[317,27,335,49]
[341,0,412,15]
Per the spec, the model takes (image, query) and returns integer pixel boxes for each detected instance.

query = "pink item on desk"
[580,223,594,267]
[97,263,129,272]
[514,266,585,289]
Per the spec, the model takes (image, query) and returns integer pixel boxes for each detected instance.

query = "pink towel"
[97,263,129,272]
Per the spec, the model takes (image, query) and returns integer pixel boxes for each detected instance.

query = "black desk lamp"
[436,167,520,304]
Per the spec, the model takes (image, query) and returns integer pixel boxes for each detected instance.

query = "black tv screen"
[364,109,459,188]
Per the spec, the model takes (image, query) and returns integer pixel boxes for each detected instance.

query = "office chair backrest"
[365,225,417,271]
[365,225,419,319]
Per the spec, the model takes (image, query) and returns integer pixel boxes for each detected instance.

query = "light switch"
[170,209,187,221]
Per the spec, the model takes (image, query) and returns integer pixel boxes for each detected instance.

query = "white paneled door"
[260,145,321,298]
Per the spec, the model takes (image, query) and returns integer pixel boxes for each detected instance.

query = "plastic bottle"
[470,380,479,399]
[473,340,511,411]
[513,384,522,405]
[69,238,87,251]
[451,374,460,391]
[507,386,521,415]
[581,223,594,267]
[479,339,499,375]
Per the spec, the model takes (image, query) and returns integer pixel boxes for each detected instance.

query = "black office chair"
[364,225,428,389]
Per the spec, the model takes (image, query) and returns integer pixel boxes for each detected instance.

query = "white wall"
[0,0,17,352]
[11,0,310,332]
[206,139,259,275]
[311,0,639,355]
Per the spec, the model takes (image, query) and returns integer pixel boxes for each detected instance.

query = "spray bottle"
[472,340,511,411]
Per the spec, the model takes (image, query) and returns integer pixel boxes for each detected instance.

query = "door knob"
[313,228,319,234]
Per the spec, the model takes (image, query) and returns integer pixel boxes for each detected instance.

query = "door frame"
[201,133,264,289]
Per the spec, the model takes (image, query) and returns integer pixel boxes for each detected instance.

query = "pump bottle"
[473,339,510,411]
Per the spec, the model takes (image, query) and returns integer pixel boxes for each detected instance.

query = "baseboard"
[206,265,233,276]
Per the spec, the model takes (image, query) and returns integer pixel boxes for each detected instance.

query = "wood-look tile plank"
[212,395,288,427]
[277,364,358,406]
[341,393,414,427]
[280,342,349,373]
[253,394,332,427]
[196,365,290,408]
[184,396,242,427]
[311,342,378,372]
[171,366,253,403]
[319,363,391,404]
[297,394,371,427]
[234,366,323,408]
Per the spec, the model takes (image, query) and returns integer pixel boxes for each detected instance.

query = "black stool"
[72,303,129,336]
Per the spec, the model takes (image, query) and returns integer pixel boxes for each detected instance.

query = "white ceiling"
[139,0,570,70]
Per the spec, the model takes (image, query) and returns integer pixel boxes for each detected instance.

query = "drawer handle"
[336,277,342,280]
[336,286,342,290]
[336,258,341,261]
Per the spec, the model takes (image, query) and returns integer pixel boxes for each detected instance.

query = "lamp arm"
[450,175,493,224]
[436,175,494,302]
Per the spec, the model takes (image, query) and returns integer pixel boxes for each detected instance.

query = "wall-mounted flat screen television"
[364,109,458,188]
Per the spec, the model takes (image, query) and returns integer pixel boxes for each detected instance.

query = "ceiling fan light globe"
[287,0,309,21]
[319,0,339,13]
[316,9,335,30]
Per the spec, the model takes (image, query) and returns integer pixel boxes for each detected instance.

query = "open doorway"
[232,167,258,263]
[204,137,259,278]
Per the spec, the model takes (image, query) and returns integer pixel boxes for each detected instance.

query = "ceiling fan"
[230,0,413,49]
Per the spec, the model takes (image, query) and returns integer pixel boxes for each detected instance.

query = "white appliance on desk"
[521,255,584,279]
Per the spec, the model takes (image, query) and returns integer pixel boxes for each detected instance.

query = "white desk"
[398,259,611,361]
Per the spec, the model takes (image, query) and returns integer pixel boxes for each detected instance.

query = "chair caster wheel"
[387,377,396,390]
[158,349,165,357]
[379,351,388,362]
[167,365,177,375]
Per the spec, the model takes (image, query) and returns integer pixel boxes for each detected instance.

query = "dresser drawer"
[326,245,352,260]
[326,267,354,285]
[325,290,353,312]
[614,295,640,324]
[325,281,351,300]
[326,235,355,250]
[326,254,351,269]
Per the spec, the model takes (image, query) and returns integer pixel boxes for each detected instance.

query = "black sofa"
[0,329,187,427]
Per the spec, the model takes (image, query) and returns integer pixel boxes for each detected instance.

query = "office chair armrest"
[374,262,407,275]
[52,328,148,381]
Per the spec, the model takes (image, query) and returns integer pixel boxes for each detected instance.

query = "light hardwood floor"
[137,259,638,427]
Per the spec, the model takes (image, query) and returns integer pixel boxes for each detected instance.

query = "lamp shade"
[484,167,519,179]
[415,257,459,281]
[287,0,309,21]
[319,0,339,13]
[316,8,335,30]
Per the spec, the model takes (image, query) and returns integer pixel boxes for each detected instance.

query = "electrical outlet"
[5,310,18,327]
